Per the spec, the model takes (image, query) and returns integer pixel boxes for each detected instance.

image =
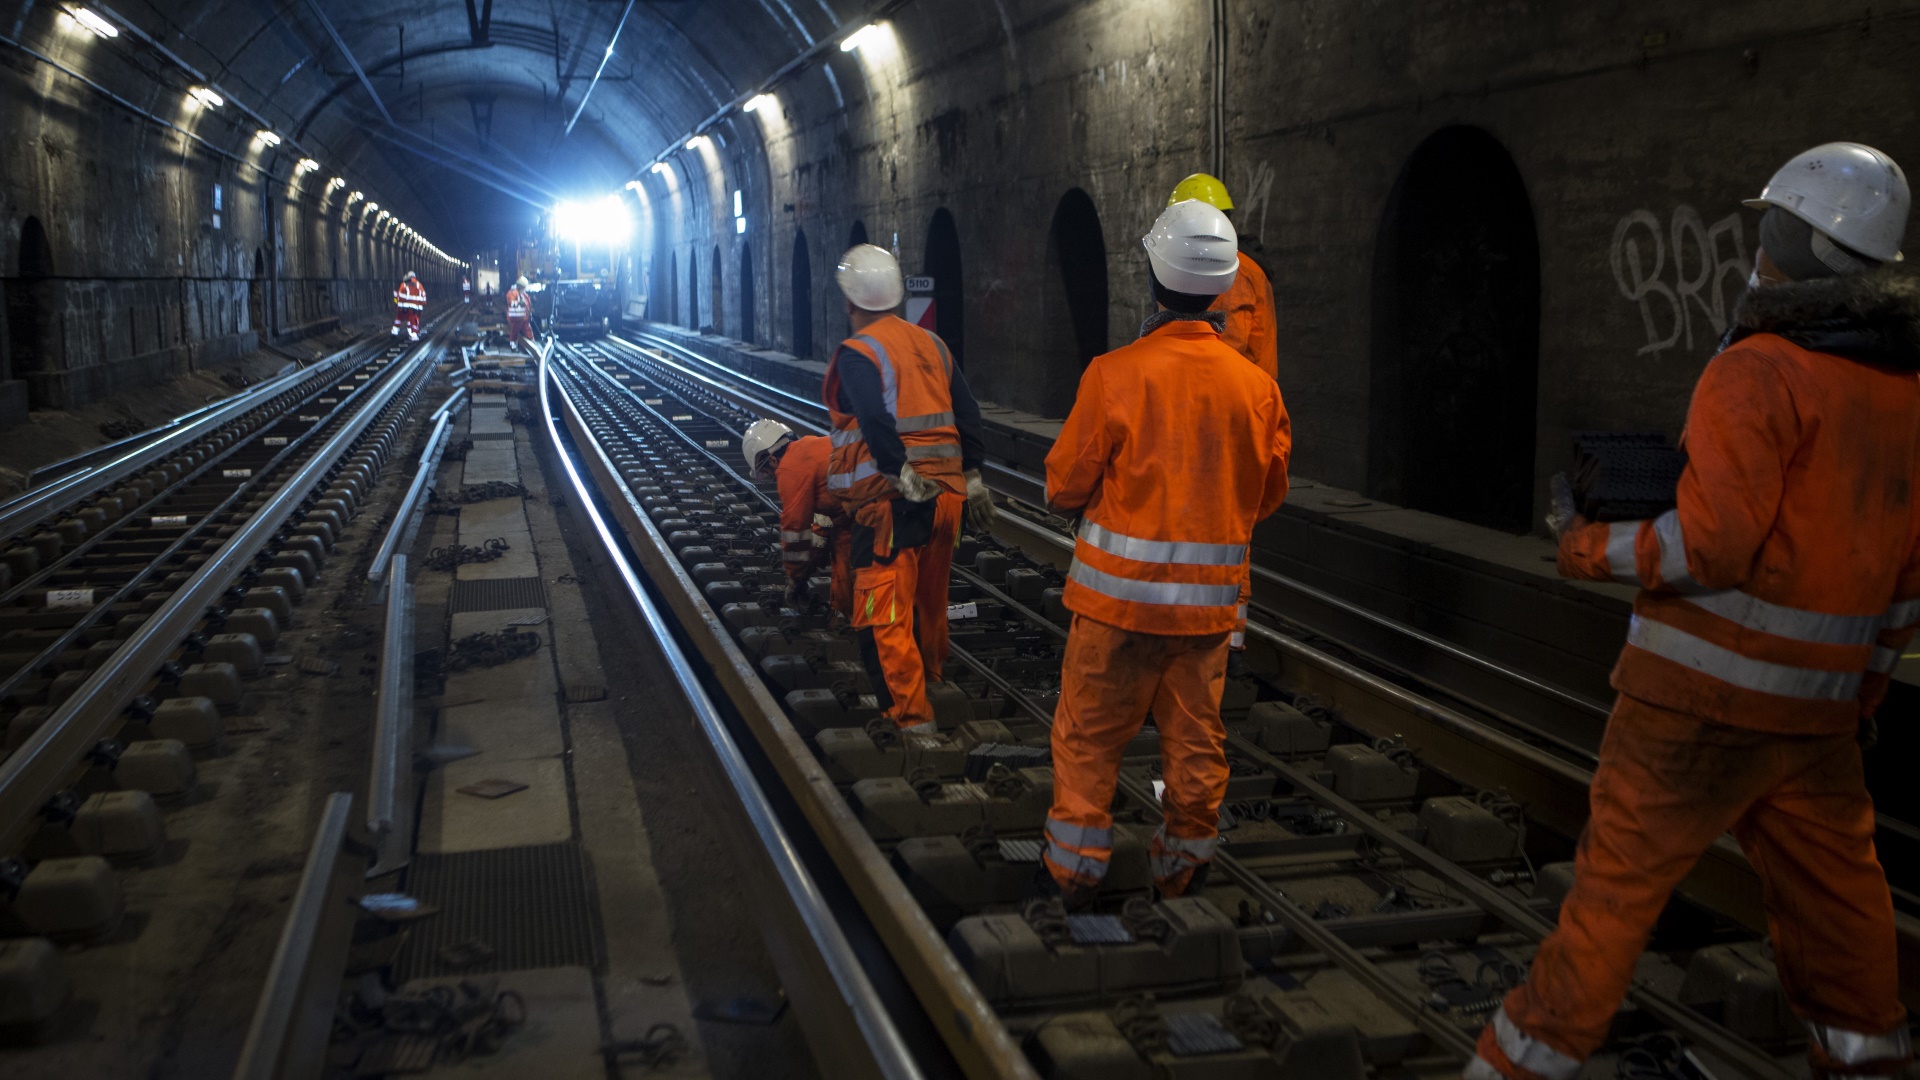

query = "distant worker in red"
[391,270,425,341]
[1471,142,1919,1080]
[744,420,853,616]
[461,275,472,304]
[504,276,533,348]
[826,244,994,732]
[1166,174,1279,673]
[1042,199,1291,906]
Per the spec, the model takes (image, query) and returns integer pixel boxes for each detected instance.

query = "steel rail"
[539,352,930,1080]
[366,553,414,877]
[366,411,453,591]
[0,340,367,544]
[0,338,437,856]
[230,792,365,1080]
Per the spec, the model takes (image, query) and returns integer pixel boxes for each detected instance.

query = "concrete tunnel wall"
[2,0,1919,531]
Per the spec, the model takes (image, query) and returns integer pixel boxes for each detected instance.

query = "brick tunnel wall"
[628,0,1920,529]
[0,14,462,423]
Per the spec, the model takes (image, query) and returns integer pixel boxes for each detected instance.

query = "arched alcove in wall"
[1040,188,1109,416]
[847,220,868,250]
[8,217,55,388]
[687,249,700,328]
[710,245,722,336]
[740,242,756,344]
[1367,126,1541,533]
[250,248,266,334]
[669,251,679,327]
[924,208,964,365]
[791,230,813,359]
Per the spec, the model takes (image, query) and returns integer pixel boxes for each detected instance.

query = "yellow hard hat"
[1168,173,1233,211]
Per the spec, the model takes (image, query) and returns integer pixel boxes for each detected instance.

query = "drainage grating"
[395,841,604,980]
[449,576,547,613]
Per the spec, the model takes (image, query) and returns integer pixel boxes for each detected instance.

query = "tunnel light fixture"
[188,86,224,109]
[254,129,281,147]
[364,202,379,213]
[295,158,319,173]
[650,162,669,176]
[685,134,708,151]
[736,216,747,235]
[66,7,118,38]
[743,93,775,114]
[841,23,884,52]
[327,177,345,190]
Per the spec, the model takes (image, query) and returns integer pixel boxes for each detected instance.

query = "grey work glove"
[1545,472,1578,541]
[964,469,998,533]
[895,462,942,503]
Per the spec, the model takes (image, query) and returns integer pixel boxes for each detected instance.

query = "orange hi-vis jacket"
[1212,251,1277,380]
[394,279,425,310]
[1046,316,1292,636]
[1559,330,1920,735]
[505,288,531,318]
[774,434,840,581]
[822,315,965,509]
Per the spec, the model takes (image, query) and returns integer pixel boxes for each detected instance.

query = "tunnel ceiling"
[130,0,865,250]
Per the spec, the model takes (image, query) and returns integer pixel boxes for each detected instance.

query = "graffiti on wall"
[1237,159,1276,245]
[1611,206,1752,356]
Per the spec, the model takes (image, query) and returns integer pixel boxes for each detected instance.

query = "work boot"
[390,325,400,336]
[1226,649,1252,681]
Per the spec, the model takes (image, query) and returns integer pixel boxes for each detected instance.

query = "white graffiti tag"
[1237,159,1275,245]
[1611,206,1752,356]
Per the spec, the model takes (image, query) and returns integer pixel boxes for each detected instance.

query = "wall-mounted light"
[736,217,747,235]
[733,190,743,217]
[327,177,346,190]
[347,191,364,204]
[841,23,884,52]
[65,7,118,38]
[650,162,669,175]
[624,180,643,191]
[743,93,776,114]
[685,134,709,151]
[188,86,224,108]
[255,129,281,146]
[295,158,319,173]
[365,202,379,212]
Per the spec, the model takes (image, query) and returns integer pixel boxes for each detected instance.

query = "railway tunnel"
[0,2,1918,1078]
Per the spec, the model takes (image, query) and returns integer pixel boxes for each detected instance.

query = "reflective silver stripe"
[1462,1058,1505,1080]
[904,443,961,460]
[1235,603,1248,623]
[1492,1008,1582,1080]
[851,335,899,416]
[1809,1022,1913,1065]
[1229,632,1245,647]
[1627,615,1864,701]
[779,530,810,543]
[1652,509,1694,587]
[1681,589,1887,646]
[1045,840,1110,881]
[831,427,864,447]
[1080,521,1247,567]
[896,410,955,433]
[827,460,882,490]
[1153,827,1217,859]
[1871,645,1901,674]
[1887,598,1920,630]
[1045,817,1112,850]
[782,551,813,563]
[1068,559,1241,608]
[1606,521,1641,585]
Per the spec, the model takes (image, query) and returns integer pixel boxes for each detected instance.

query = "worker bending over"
[1471,142,1920,1080]
[461,276,472,304]
[391,271,425,341]
[744,419,852,616]
[1168,173,1279,668]
[1042,200,1291,906]
[826,244,993,733]
[505,277,533,347]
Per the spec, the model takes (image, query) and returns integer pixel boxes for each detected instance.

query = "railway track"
[0,312,453,944]
[542,335,1821,1080]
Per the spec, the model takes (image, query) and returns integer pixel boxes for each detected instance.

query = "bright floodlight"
[68,8,117,37]
[188,86,224,108]
[553,195,633,245]
[842,23,883,51]
[744,93,775,114]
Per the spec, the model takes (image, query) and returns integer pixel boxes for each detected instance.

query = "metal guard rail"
[0,337,437,856]
[366,554,413,878]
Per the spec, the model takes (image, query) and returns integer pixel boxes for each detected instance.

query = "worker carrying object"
[1041,199,1292,907]
[745,419,853,616]
[461,276,472,304]
[1167,174,1279,670]
[825,243,990,733]
[1471,142,1920,1080]
[391,271,425,342]
[505,277,534,347]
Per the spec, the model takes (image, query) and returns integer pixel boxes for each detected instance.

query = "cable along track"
[546,338,1804,1080]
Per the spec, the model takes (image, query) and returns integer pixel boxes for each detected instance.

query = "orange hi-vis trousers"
[1044,614,1232,903]
[1472,695,1909,1080]
[850,492,962,732]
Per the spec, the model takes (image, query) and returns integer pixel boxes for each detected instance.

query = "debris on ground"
[425,537,511,571]
[443,628,542,671]
[455,778,529,800]
[349,977,528,1073]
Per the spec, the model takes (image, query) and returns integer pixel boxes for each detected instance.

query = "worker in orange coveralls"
[744,419,852,616]
[504,277,534,346]
[1470,142,1920,1080]
[825,244,993,733]
[391,271,425,341]
[1041,198,1291,907]
[1166,173,1279,676]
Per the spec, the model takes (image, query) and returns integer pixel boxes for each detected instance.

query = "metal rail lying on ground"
[230,792,366,1080]
[539,349,936,1080]
[367,553,414,877]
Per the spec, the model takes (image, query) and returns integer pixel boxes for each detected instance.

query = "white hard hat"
[1744,142,1909,262]
[516,276,529,288]
[405,271,418,280]
[742,419,794,479]
[836,244,904,312]
[1144,200,1240,296]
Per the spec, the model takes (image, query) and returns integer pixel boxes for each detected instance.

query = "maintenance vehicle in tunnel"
[544,279,616,339]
